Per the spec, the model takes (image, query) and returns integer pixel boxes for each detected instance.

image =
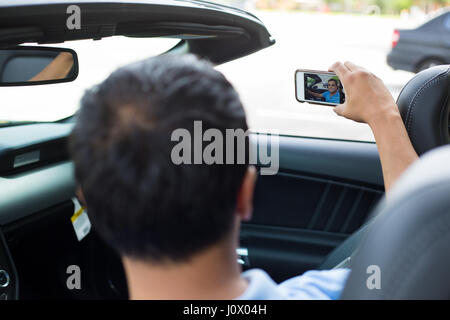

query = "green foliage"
[392,0,414,11]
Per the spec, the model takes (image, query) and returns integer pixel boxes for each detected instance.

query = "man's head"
[328,79,338,94]
[70,54,255,263]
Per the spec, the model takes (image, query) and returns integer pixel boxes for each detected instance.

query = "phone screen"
[295,70,345,106]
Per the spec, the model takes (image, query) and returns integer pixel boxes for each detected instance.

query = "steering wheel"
[306,85,325,102]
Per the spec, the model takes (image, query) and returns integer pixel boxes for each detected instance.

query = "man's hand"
[329,61,398,125]
[329,61,418,192]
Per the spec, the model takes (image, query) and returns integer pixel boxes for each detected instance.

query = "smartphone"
[295,69,345,106]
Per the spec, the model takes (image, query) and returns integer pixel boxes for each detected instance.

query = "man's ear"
[76,186,87,207]
[236,166,257,222]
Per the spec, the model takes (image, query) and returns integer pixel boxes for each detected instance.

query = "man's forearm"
[307,90,322,98]
[369,110,418,192]
[29,52,74,81]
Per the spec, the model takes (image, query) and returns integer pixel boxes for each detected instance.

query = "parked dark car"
[387,8,450,73]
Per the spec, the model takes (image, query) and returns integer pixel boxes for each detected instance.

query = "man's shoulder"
[278,268,350,299]
[236,268,350,300]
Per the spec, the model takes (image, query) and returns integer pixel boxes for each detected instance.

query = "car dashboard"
[0,123,128,299]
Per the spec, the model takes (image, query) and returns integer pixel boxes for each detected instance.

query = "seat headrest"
[341,145,450,299]
[397,65,450,155]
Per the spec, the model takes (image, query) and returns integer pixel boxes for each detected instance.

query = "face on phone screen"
[295,70,345,106]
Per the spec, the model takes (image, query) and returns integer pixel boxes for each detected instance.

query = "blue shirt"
[322,91,340,104]
[235,268,350,300]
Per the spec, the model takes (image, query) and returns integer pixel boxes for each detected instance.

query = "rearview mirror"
[0,46,78,86]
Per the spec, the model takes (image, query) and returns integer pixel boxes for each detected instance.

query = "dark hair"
[328,78,338,86]
[69,54,249,262]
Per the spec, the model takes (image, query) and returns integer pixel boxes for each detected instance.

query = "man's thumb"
[333,104,346,117]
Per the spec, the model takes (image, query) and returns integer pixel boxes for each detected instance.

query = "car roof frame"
[0,0,275,64]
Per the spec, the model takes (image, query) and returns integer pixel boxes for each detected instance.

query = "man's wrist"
[367,106,402,132]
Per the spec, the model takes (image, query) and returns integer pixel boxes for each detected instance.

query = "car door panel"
[241,134,384,282]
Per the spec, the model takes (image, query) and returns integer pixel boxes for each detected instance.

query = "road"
[1,11,417,142]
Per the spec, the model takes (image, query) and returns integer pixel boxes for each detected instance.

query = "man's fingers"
[344,61,366,72]
[329,61,350,80]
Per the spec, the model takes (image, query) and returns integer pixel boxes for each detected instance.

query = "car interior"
[0,0,449,300]
[304,74,327,102]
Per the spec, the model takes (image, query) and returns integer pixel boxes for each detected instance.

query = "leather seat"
[341,145,450,299]
[319,65,450,294]
[397,65,450,155]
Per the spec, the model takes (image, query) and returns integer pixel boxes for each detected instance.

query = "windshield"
[0,37,179,122]
[217,12,411,141]
[1,1,448,143]
[216,1,448,142]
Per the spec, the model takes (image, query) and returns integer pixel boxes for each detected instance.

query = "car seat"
[338,81,345,104]
[319,65,450,298]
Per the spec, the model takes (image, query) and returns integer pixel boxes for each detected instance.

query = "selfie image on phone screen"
[295,70,345,106]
